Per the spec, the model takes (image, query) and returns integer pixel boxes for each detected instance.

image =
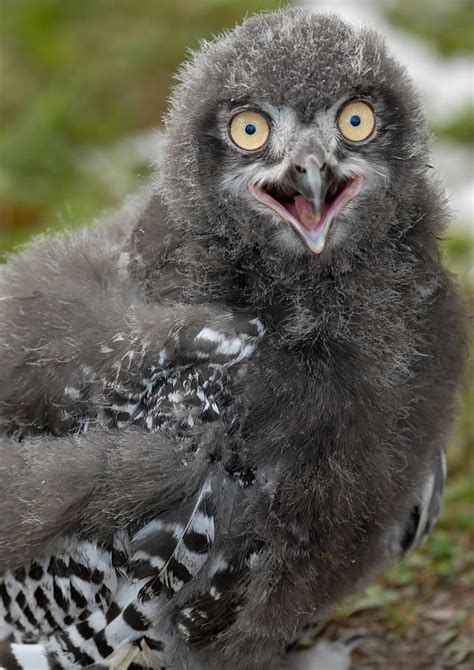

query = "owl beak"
[292,155,329,222]
[249,160,363,254]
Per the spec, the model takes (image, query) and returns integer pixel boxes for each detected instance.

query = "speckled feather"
[0,8,467,670]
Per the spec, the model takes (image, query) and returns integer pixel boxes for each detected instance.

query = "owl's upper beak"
[249,156,363,254]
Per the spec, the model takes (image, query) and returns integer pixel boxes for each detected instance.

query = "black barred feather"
[175,547,260,647]
[131,479,216,599]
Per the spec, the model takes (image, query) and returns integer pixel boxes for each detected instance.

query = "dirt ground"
[323,577,474,669]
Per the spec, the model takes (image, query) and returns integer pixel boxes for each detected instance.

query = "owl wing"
[0,220,263,438]
[88,478,257,668]
[400,447,447,555]
[0,475,220,669]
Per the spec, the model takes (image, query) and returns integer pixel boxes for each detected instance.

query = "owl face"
[162,10,428,261]
[217,96,389,255]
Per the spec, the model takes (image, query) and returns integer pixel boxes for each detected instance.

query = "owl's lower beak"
[249,161,363,254]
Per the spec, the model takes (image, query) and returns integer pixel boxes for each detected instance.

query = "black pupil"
[350,115,361,127]
[245,124,257,135]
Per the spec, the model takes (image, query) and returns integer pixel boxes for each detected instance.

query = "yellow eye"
[229,110,270,151]
[338,101,375,143]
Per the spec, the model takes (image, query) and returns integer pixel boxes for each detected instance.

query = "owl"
[0,9,467,670]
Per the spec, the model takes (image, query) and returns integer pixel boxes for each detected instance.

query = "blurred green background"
[0,0,472,665]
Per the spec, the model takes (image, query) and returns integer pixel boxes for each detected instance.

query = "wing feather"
[129,479,215,599]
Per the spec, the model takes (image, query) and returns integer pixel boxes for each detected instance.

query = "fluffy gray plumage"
[0,9,467,670]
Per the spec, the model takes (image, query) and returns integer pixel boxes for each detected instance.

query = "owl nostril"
[295,159,327,174]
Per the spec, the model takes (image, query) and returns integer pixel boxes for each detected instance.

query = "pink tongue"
[294,195,321,231]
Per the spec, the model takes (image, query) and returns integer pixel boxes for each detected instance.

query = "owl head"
[156,9,435,265]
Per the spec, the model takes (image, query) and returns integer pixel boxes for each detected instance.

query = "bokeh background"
[0,1,472,666]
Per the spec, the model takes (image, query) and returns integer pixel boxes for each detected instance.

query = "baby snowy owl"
[0,8,467,670]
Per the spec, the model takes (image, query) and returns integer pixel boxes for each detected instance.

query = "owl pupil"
[350,115,361,127]
[245,124,257,135]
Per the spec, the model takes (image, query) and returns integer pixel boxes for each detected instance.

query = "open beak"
[249,156,363,254]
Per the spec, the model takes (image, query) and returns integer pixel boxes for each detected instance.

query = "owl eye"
[229,110,270,151]
[338,101,375,143]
